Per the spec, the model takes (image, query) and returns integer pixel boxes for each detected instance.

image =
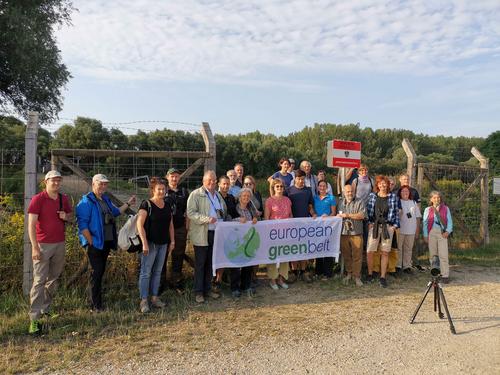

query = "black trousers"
[315,257,334,278]
[86,242,112,309]
[193,230,214,295]
[230,266,253,292]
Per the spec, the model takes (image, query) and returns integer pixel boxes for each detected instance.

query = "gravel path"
[60,266,500,375]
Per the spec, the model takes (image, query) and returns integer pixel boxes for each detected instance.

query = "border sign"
[327,139,361,168]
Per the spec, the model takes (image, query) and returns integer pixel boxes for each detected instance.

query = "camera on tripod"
[430,255,441,277]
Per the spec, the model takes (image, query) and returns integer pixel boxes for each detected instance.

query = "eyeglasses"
[244,182,253,186]
[275,185,284,188]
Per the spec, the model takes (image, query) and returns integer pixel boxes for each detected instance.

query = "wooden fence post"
[402,138,417,186]
[201,122,216,173]
[471,147,489,245]
[23,111,39,295]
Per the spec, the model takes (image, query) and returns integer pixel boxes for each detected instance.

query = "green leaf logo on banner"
[227,226,260,262]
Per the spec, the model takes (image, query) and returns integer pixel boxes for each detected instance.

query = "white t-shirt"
[399,200,422,234]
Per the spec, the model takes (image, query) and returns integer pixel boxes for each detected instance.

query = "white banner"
[212,217,342,275]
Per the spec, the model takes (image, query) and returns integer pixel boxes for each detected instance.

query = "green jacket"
[187,186,227,246]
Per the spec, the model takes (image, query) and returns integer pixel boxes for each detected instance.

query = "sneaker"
[209,291,221,299]
[379,278,388,288]
[150,298,166,309]
[195,294,205,303]
[212,281,221,292]
[29,320,41,335]
[243,289,255,297]
[342,275,352,285]
[140,299,150,313]
[355,278,364,287]
[403,268,413,275]
[269,281,279,290]
[277,280,289,289]
[231,290,241,298]
[366,274,374,283]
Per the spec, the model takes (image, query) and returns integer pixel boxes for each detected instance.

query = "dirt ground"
[45,265,499,375]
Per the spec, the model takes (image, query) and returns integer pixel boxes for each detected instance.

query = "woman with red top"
[264,178,293,290]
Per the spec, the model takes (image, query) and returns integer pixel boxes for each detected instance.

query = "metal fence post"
[23,112,39,295]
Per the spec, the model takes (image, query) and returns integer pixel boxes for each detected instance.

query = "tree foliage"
[0,0,73,123]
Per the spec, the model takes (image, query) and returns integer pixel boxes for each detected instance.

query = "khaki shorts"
[367,225,395,253]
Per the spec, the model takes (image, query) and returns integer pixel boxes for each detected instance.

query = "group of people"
[26,159,453,334]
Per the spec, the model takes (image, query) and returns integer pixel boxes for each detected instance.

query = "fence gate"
[417,159,489,248]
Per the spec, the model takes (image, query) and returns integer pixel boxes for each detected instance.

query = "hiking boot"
[366,274,374,283]
[379,278,388,288]
[29,320,41,335]
[231,290,241,298]
[140,299,150,313]
[403,268,413,274]
[355,278,364,287]
[150,297,166,309]
[195,294,205,303]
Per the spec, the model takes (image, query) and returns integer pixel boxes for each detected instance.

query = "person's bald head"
[343,184,354,202]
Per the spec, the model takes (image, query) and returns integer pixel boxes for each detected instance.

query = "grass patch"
[449,241,500,267]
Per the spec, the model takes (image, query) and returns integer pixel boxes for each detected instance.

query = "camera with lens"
[406,212,412,219]
[430,255,441,277]
[216,209,224,220]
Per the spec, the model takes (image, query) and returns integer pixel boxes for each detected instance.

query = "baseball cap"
[44,170,62,180]
[92,174,110,183]
[167,167,181,175]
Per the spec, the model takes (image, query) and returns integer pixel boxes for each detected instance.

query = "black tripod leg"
[433,283,438,312]
[438,285,457,334]
[410,281,433,324]
[436,285,444,319]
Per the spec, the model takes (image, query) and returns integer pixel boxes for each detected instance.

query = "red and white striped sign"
[326,140,361,168]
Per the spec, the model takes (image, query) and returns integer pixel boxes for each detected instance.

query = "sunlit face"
[301,162,311,174]
[93,181,109,196]
[227,171,237,183]
[218,178,230,194]
[431,193,441,206]
[203,172,217,192]
[318,181,327,195]
[273,182,284,196]
[378,179,388,193]
[295,176,305,189]
[243,179,254,191]
[234,165,244,178]
[239,191,251,205]
[344,185,354,201]
[45,177,62,193]
[400,187,410,200]
[400,175,409,186]
[153,183,166,199]
[280,160,290,171]
[358,167,368,176]
[167,172,180,188]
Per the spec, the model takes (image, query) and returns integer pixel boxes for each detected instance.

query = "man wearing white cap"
[76,174,136,312]
[27,170,72,334]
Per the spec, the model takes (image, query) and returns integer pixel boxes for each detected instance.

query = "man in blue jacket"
[76,174,135,312]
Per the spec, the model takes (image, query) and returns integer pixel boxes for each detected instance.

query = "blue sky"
[52,0,500,138]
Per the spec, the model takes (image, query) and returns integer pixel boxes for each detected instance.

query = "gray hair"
[238,187,253,197]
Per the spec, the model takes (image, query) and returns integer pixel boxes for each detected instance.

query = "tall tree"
[0,1,73,123]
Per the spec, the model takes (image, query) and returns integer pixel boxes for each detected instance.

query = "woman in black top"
[137,177,175,313]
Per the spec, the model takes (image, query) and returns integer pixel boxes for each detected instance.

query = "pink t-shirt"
[265,196,292,220]
[28,191,72,243]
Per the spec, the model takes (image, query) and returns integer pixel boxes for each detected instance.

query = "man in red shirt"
[27,170,72,334]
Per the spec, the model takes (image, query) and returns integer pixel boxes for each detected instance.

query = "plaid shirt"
[366,192,400,228]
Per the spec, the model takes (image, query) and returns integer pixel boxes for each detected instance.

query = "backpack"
[118,200,151,253]
[352,177,373,196]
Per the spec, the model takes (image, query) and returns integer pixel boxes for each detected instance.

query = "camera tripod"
[409,276,456,334]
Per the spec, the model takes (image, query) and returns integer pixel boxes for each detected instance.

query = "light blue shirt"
[313,194,337,216]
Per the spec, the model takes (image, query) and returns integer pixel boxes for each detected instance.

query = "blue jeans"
[139,241,168,299]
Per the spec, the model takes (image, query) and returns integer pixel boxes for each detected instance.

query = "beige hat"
[44,170,62,180]
[92,174,110,183]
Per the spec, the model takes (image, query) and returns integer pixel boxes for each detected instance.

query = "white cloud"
[57,0,500,83]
